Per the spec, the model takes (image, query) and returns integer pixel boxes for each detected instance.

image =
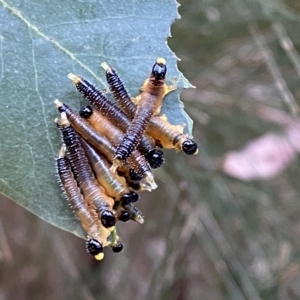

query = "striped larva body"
[56,146,109,260]
[79,105,155,187]
[55,100,157,190]
[101,62,136,119]
[55,100,116,163]
[54,101,135,179]
[55,113,116,229]
[102,62,197,155]
[113,58,175,164]
[81,139,139,204]
[68,73,164,169]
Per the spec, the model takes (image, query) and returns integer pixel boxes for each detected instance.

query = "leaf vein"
[28,29,55,159]
[0,36,3,85]
[0,0,105,85]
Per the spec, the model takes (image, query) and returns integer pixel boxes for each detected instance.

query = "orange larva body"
[147,117,185,149]
[54,100,144,183]
[56,146,109,260]
[82,139,127,197]
[79,106,153,176]
[55,113,116,229]
[146,117,198,155]
[114,58,173,163]
[81,106,125,145]
[81,139,139,205]
[56,147,108,241]
[80,180,114,214]
[55,100,116,163]
[78,105,157,190]
[68,73,164,169]
[102,63,197,155]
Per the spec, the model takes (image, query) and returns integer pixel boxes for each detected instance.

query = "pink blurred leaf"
[221,125,300,180]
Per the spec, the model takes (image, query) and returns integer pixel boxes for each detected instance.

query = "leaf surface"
[0,0,193,237]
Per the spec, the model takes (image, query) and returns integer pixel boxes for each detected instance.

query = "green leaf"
[0,0,193,237]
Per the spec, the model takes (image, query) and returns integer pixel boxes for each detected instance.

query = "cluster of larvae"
[54,58,198,260]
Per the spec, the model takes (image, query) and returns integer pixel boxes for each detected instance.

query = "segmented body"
[82,139,137,202]
[56,101,116,162]
[114,58,168,162]
[102,62,136,118]
[56,147,110,248]
[55,100,156,190]
[81,106,127,146]
[103,61,198,155]
[80,106,152,179]
[55,101,127,171]
[114,95,155,162]
[147,117,185,149]
[146,116,198,154]
[55,113,116,228]
[68,74,159,162]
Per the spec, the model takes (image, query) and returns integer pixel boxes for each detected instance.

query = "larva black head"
[79,105,93,119]
[152,58,167,80]
[119,211,131,222]
[86,239,103,258]
[129,169,143,182]
[112,241,123,253]
[100,210,116,228]
[145,149,165,169]
[182,139,198,155]
[121,191,139,206]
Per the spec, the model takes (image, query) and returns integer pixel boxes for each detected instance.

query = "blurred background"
[1,0,300,299]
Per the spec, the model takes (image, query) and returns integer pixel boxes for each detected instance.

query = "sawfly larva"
[55,113,116,229]
[68,73,164,169]
[79,105,155,184]
[147,116,198,154]
[54,100,157,190]
[113,58,176,165]
[101,62,136,119]
[81,138,139,205]
[56,145,110,260]
[102,62,197,155]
